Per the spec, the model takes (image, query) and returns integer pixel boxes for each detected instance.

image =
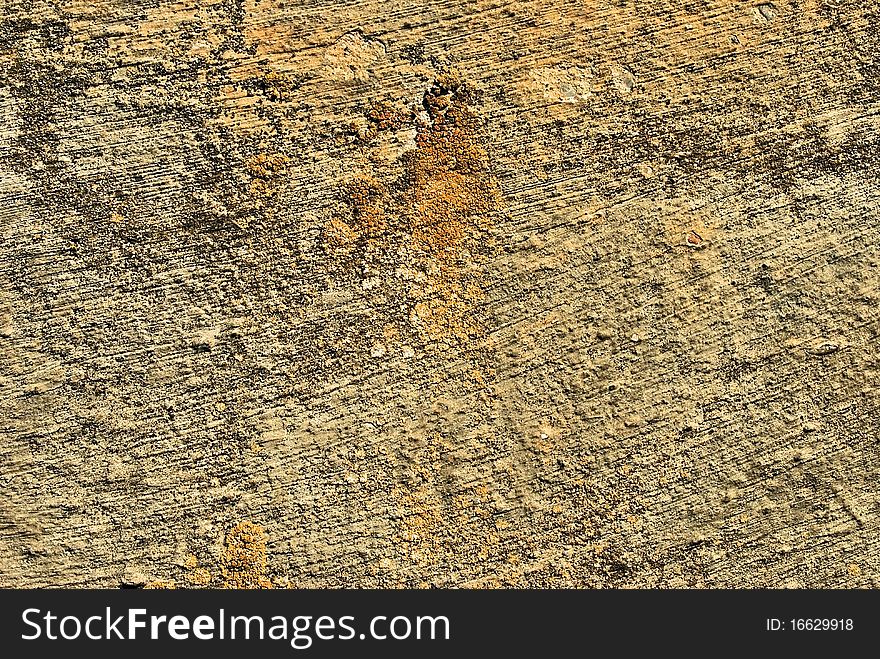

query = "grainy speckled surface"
[1,0,879,588]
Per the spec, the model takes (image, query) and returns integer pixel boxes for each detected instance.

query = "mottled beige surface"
[1,0,878,588]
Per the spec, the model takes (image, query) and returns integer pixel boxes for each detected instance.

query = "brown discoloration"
[325,76,502,344]
[345,175,391,238]
[407,80,500,259]
[322,216,359,254]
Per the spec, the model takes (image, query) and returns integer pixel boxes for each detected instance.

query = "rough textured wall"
[1,0,878,588]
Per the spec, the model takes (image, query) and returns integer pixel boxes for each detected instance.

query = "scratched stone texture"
[1,0,879,588]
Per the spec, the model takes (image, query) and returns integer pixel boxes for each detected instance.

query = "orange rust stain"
[326,74,502,345]
[219,521,274,589]
[406,78,499,259]
[246,153,290,197]
[247,152,290,179]
[686,230,704,246]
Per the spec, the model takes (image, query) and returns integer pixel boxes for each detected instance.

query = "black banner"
[0,589,874,656]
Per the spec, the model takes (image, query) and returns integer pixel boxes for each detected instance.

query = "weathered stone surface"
[1,0,878,588]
